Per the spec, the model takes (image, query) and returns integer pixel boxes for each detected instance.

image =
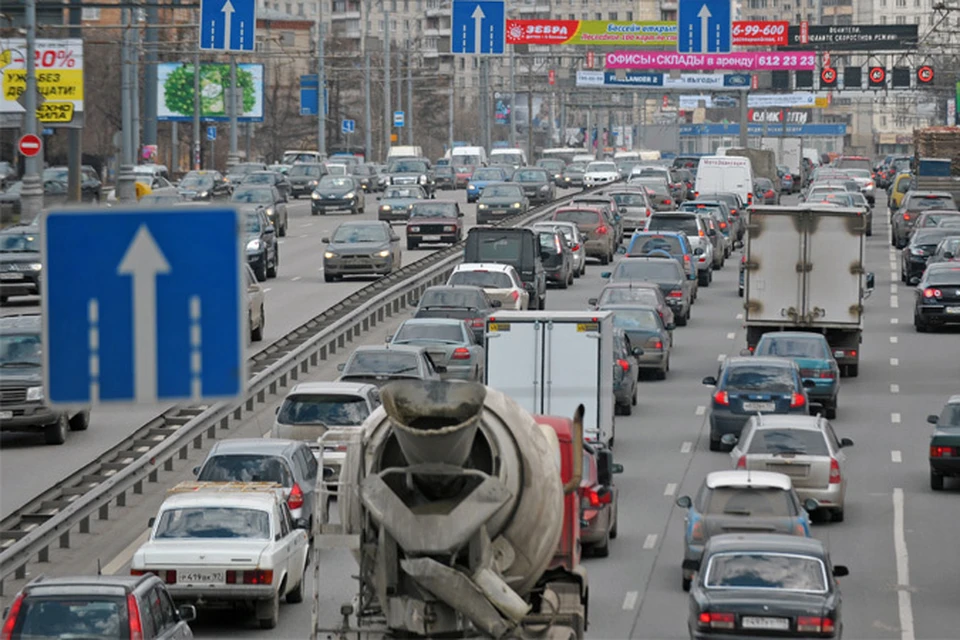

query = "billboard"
[781,24,918,50]
[605,51,816,71]
[0,38,84,127]
[576,70,751,89]
[157,62,264,122]
[505,20,788,47]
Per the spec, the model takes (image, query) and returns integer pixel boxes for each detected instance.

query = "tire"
[915,315,927,332]
[286,577,304,604]
[832,508,845,523]
[567,271,574,286]
[682,575,692,592]
[676,313,688,327]
[258,592,280,630]
[655,364,667,381]
[581,262,586,276]
[592,533,610,558]
[931,471,945,491]
[847,364,859,378]
[738,287,744,298]
[825,404,837,420]
[252,308,264,342]
[278,221,287,238]
[698,272,710,287]
[266,255,278,279]
[254,260,267,282]
[632,388,638,406]
[621,401,632,416]
[323,273,335,283]
[311,209,318,216]
[537,295,546,310]
[45,414,68,445]
[69,411,90,431]
[709,436,721,452]
[407,240,417,251]
[599,253,609,265]
[558,274,568,289]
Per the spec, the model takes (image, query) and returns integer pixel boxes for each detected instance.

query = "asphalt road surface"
[1,196,957,640]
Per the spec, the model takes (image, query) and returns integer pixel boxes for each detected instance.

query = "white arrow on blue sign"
[451,0,505,55]
[39,208,247,406]
[678,0,732,54]
[342,119,356,134]
[393,111,405,127]
[206,126,217,141]
[200,0,256,52]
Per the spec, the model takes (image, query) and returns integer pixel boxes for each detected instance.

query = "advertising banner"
[781,24,918,50]
[0,38,84,127]
[680,123,846,137]
[506,20,789,47]
[605,51,816,71]
[576,70,750,90]
[157,62,264,122]
[748,93,816,108]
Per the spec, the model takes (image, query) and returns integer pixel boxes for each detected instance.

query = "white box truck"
[743,205,875,377]
[484,311,615,446]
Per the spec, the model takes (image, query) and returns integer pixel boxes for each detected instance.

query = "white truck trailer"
[743,205,875,377]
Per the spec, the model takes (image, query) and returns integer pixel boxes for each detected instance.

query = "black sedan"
[0,225,42,302]
[689,534,847,640]
[560,162,586,188]
[177,170,230,201]
[312,176,366,215]
[231,186,289,236]
[350,163,381,193]
[901,228,960,285]
[243,209,279,281]
[243,170,292,201]
[287,163,325,198]
[336,345,444,387]
[511,168,555,204]
[914,263,960,331]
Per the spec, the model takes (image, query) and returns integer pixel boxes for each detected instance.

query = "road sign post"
[678,0,732,54]
[451,0,505,55]
[200,0,256,52]
[394,111,405,128]
[39,208,247,406]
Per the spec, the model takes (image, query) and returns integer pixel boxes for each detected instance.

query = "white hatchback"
[447,263,529,309]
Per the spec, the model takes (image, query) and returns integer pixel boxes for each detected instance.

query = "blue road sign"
[394,111,405,127]
[40,208,246,406]
[678,0,731,54]
[200,0,256,52]
[342,119,355,134]
[299,75,329,116]
[206,126,217,141]
[451,0,505,55]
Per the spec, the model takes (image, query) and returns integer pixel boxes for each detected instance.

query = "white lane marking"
[889,283,897,294]
[303,222,314,227]
[891,384,900,394]
[717,353,727,362]
[263,288,272,292]
[893,488,916,640]
[891,317,899,325]
[891,295,899,308]
[317,268,324,272]
[735,313,743,320]
[890,271,898,281]
[643,534,658,549]
[892,412,902,424]
[890,336,898,344]
[726,332,736,340]
[291,276,302,281]
[102,529,151,575]
[622,591,639,610]
[891,450,902,463]
[664,483,677,496]
[695,405,706,416]
[891,357,899,366]
[680,441,693,453]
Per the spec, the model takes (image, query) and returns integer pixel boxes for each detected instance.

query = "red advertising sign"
[800,21,809,44]
[732,21,789,46]
[548,69,556,85]
[751,74,759,90]
[506,20,581,45]
[586,51,595,69]
[662,94,669,108]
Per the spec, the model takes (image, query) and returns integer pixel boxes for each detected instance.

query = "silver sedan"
[387,318,484,381]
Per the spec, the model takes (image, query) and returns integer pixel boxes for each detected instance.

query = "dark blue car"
[751,332,840,420]
[702,356,814,451]
[625,231,699,286]
[466,167,510,203]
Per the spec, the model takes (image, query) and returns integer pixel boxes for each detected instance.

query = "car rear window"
[938,403,960,427]
[12,596,127,638]
[155,507,271,540]
[607,308,660,331]
[346,352,420,375]
[597,288,659,306]
[747,428,831,456]
[420,288,485,309]
[926,268,960,286]
[278,394,370,426]
[611,193,647,206]
[473,234,523,262]
[629,235,683,256]
[198,454,293,486]
[612,259,683,282]
[755,337,827,359]
[449,270,514,289]
[835,158,872,172]
[647,216,699,236]
[919,212,960,227]
[723,367,796,392]
[908,195,956,211]
[914,230,958,247]
[554,210,600,225]
[704,487,796,517]
[394,323,465,344]
[705,553,827,592]
[410,203,457,218]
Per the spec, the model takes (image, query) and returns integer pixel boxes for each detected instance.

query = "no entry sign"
[18,134,42,157]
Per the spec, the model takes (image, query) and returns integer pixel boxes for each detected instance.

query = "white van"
[489,148,526,168]
[694,155,755,205]
[613,150,640,161]
[387,145,423,160]
[450,146,487,168]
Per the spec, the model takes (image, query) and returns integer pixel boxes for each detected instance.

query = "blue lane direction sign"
[299,74,329,116]
[451,0,505,55]
[394,111,405,127]
[678,0,732,54]
[200,0,256,52]
[40,208,246,406]
[206,126,217,141]
[342,119,355,134]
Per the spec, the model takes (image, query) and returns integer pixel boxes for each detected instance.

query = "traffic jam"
[2,144,959,640]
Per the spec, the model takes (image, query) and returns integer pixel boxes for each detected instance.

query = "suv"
[2,573,195,639]
[464,227,547,310]
[0,315,91,445]
[644,213,714,286]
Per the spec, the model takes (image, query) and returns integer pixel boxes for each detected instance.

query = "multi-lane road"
[1,194,957,640]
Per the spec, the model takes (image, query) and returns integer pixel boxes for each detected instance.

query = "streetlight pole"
[363,0,372,160]
[384,14,392,153]
[227,55,240,167]
[20,0,44,221]
[406,40,413,145]
[316,12,327,156]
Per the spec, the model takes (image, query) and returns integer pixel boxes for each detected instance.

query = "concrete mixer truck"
[313,380,592,639]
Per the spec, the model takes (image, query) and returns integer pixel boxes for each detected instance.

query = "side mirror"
[720,433,738,447]
[617,246,627,254]
[702,376,717,386]
[944,251,955,259]
[803,498,819,512]
[265,225,275,234]
[802,379,816,388]
[336,363,345,371]
[148,516,156,528]
[928,414,940,425]
[839,437,854,448]
[321,236,331,243]
[192,466,200,476]
[675,495,692,509]
[491,299,502,308]
[275,406,280,415]
[178,604,197,623]
[865,272,875,290]
[739,348,753,356]
[612,463,624,474]
[600,271,611,278]
[631,346,644,356]
[588,297,598,306]
[694,247,704,256]
[458,210,464,217]
[434,364,448,373]
[295,517,310,530]
[833,565,850,578]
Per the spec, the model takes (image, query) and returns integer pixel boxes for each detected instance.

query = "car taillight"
[571,243,580,251]
[713,390,729,406]
[683,255,691,262]
[510,290,520,301]
[719,221,727,229]
[903,213,911,221]
[829,458,842,484]
[128,593,144,640]
[923,288,942,298]
[667,290,684,298]
[747,193,753,204]
[1,593,24,640]
[647,338,663,349]
[596,225,609,234]
[452,347,471,360]
[698,229,705,237]
[931,445,956,457]
[818,370,836,379]
[287,483,304,510]
[690,519,705,542]
[766,190,775,198]
[693,191,699,198]
[798,616,835,633]
[471,318,485,328]
[662,198,672,205]
[793,522,807,536]
[241,569,274,584]
[736,455,746,469]
[790,392,806,408]
[698,612,735,629]
[646,208,652,217]
[617,358,630,372]
[741,254,746,264]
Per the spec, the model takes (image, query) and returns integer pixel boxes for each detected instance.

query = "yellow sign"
[488,323,511,332]
[0,49,11,70]
[4,69,84,101]
[814,97,829,108]
[576,323,599,332]
[37,101,74,122]
[390,133,398,143]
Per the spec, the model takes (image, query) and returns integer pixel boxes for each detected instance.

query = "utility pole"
[227,56,240,167]
[192,44,201,169]
[363,0,372,160]
[132,14,141,163]
[117,6,136,202]
[67,0,83,202]
[144,0,159,150]
[448,75,455,154]
[526,57,533,162]
[738,88,749,147]
[384,15,392,153]
[316,14,326,156]
[406,41,413,145]
[509,50,516,147]
[20,0,44,221]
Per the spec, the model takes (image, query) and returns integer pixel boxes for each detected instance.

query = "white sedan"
[583,161,621,188]
[131,482,310,630]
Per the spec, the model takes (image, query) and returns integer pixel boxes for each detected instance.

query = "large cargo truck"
[913,127,960,202]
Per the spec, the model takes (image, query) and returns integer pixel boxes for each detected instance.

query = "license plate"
[741,616,789,630]
[179,571,225,585]
[0,273,23,280]
[0,410,12,420]
[946,307,960,314]
[422,235,441,241]
[742,401,776,412]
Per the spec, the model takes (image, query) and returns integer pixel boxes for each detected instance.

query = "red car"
[405,200,464,249]
[454,165,474,189]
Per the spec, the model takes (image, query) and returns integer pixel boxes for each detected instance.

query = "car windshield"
[232,164,263,175]
[245,213,263,233]
[755,179,773,189]
[332,225,387,243]
[155,507,271,540]
[630,235,682,255]
[180,175,214,188]
[232,189,273,203]
[325,164,348,175]
[319,176,353,189]
[434,166,454,176]
[565,164,586,173]
[925,267,960,286]
[473,169,504,180]
[351,165,375,176]
[514,170,547,182]
[244,173,276,184]
[817,194,854,206]
[277,393,370,426]
[939,238,960,253]
[909,196,956,211]
[612,193,647,206]
[648,216,699,236]
[705,553,828,593]
[612,260,682,282]
[938,402,960,427]
[0,231,39,252]
[914,230,957,247]
[748,428,831,456]
[346,352,420,375]
[394,323,465,344]
[288,164,323,177]
[607,308,660,331]
[598,287,658,306]
[555,210,600,225]
[704,487,795,516]
[587,162,617,173]
[482,185,523,198]
[724,366,796,392]
[538,159,565,171]
[0,333,42,367]
[755,337,827,359]
[449,270,513,289]
[410,203,457,218]
[388,160,428,173]
[420,288,484,309]
[14,596,126,638]
[198,454,293,485]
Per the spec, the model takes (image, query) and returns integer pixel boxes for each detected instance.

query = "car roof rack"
[166,481,283,495]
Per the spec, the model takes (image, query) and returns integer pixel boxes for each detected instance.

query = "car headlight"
[308,180,318,186]
[311,191,321,199]
[418,175,427,184]
[512,202,522,208]
[478,203,488,209]
[264,207,274,217]
[343,192,356,199]
[443,225,456,232]
[377,249,391,258]
[26,262,42,271]
[198,191,209,198]
[26,386,44,401]
[324,251,335,259]
[409,226,420,232]
[380,204,391,211]
[468,183,476,190]
[540,185,549,191]
[246,239,263,252]
[910,247,925,256]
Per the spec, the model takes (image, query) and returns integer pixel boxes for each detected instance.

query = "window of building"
[626,11,633,19]
[895,15,905,23]
[81,7,100,20]
[881,115,887,127]
[608,12,617,19]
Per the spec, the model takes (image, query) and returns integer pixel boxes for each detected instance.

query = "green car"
[476,183,528,224]
[929,395,960,490]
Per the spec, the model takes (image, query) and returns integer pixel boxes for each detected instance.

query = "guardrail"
[0,187,599,596]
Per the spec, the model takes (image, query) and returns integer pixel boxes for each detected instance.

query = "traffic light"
[820,67,838,89]
[868,66,887,89]
[795,70,814,89]
[892,67,911,88]
[771,70,790,90]
[843,66,862,90]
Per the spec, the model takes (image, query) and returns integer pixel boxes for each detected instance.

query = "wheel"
[832,508,845,523]
[591,533,610,558]
[251,308,264,342]
[847,364,859,378]
[632,387,638,406]
[538,295,546,310]
[69,411,90,431]
[682,575,692,592]
[738,286,744,298]
[825,404,837,420]
[257,592,280,629]
[407,240,417,251]
[931,471,945,491]
[286,577,304,604]
[254,261,267,282]
[278,221,287,237]
[655,364,667,380]
[581,262,586,276]
[699,272,710,287]
[709,436,721,452]
[599,253,609,265]
[323,273,335,283]
[558,274,568,289]
[610,505,618,539]
[621,401,632,416]
[915,315,927,332]
[45,414,68,445]
[676,312,688,327]
[266,255,278,279]
[311,208,318,216]
[567,271,574,286]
